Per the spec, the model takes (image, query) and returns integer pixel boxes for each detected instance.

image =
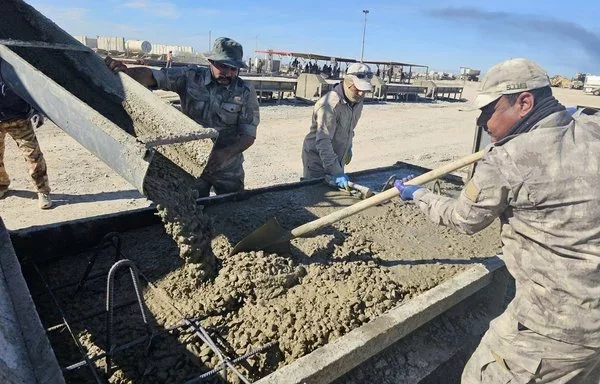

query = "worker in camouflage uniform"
[106,37,259,197]
[0,59,52,209]
[301,63,372,189]
[395,58,600,383]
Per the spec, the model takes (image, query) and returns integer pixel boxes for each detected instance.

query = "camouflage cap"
[466,58,551,110]
[207,37,247,69]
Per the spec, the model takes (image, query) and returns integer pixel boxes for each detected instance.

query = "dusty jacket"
[152,66,260,177]
[413,110,600,347]
[302,83,363,178]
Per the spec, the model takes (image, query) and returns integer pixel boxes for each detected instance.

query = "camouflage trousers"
[195,154,244,197]
[0,118,50,194]
[462,309,600,384]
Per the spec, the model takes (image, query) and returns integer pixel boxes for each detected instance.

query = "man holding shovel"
[396,58,600,383]
[301,63,372,189]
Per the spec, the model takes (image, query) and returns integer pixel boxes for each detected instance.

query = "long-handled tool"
[323,175,374,199]
[229,150,485,256]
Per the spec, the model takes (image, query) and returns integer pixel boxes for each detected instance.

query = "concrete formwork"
[0,219,64,384]
[0,162,507,383]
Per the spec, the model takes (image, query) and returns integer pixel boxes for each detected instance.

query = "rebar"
[74,232,121,294]
[30,262,104,383]
[105,259,153,378]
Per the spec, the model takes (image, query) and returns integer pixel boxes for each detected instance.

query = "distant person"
[166,50,173,68]
[387,66,393,83]
[0,59,52,209]
[106,37,259,197]
[301,63,373,188]
[256,59,263,74]
[394,58,600,383]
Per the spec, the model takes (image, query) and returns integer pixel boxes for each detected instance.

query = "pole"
[360,9,369,63]
[208,30,211,50]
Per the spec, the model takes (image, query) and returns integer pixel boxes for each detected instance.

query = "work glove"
[344,146,353,165]
[394,175,423,200]
[334,174,350,190]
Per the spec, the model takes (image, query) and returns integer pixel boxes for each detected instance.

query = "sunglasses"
[348,72,373,79]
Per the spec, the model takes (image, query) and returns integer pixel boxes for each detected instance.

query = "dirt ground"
[1,82,598,230]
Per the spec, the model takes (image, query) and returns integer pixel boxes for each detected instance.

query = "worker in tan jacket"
[301,63,372,189]
[396,58,600,383]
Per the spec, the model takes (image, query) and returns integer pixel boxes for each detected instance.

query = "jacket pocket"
[218,102,242,125]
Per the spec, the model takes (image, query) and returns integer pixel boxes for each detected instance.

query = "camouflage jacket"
[413,110,600,347]
[152,66,259,150]
[302,83,363,177]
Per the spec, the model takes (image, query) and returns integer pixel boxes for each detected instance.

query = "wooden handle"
[347,181,373,197]
[290,150,485,238]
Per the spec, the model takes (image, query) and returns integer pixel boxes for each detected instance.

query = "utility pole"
[360,9,369,63]
[208,30,211,50]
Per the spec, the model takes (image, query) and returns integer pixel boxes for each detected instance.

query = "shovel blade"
[229,217,292,256]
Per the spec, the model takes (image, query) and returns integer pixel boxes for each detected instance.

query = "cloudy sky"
[26,0,600,76]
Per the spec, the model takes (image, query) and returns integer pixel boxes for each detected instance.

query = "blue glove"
[344,146,353,165]
[334,174,350,189]
[394,175,423,200]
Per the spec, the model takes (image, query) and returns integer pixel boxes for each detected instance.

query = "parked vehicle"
[583,74,600,95]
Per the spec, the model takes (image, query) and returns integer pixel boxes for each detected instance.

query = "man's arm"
[412,153,511,235]
[105,57,157,88]
[204,134,255,174]
[314,104,344,176]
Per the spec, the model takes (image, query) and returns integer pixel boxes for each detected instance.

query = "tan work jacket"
[414,110,600,347]
[301,84,363,178]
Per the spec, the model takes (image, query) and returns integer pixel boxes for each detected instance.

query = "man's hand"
[204,148,232,175]
[333,174,350,189]
[394,175,423,200]
[104,56,128,73]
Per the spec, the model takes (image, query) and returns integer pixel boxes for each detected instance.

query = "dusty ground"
[1,82,598,230]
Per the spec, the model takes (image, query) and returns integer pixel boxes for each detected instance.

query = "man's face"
[346,83,366,103]
[209,60,238,85]
[477,93,532,142]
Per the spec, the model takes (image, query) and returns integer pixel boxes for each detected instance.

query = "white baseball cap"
[465,58,551,110]
[345,63,373,91]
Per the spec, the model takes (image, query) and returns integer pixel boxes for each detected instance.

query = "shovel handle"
[290,150,485,238]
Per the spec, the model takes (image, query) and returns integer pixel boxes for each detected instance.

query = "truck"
[583,74,600,95]
[459,66,481,81]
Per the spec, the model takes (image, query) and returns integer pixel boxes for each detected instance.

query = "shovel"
[229,150,485,256]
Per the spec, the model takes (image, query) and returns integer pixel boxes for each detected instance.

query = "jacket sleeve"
[412,149,514,234]
[314,104,344,176]
[151,67,188,94]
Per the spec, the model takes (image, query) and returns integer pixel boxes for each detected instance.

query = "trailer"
[583,74,600,95]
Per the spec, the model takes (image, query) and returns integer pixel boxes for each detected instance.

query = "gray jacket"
[301,83,363,178]
[413,110,600,347]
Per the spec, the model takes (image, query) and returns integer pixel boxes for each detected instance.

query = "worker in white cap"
[301,63,373,188]
[395,58,600,383]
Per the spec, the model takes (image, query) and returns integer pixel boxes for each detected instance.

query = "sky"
[26,0,600,76]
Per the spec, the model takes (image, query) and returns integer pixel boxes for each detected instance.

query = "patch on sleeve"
[463,179,481,202]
